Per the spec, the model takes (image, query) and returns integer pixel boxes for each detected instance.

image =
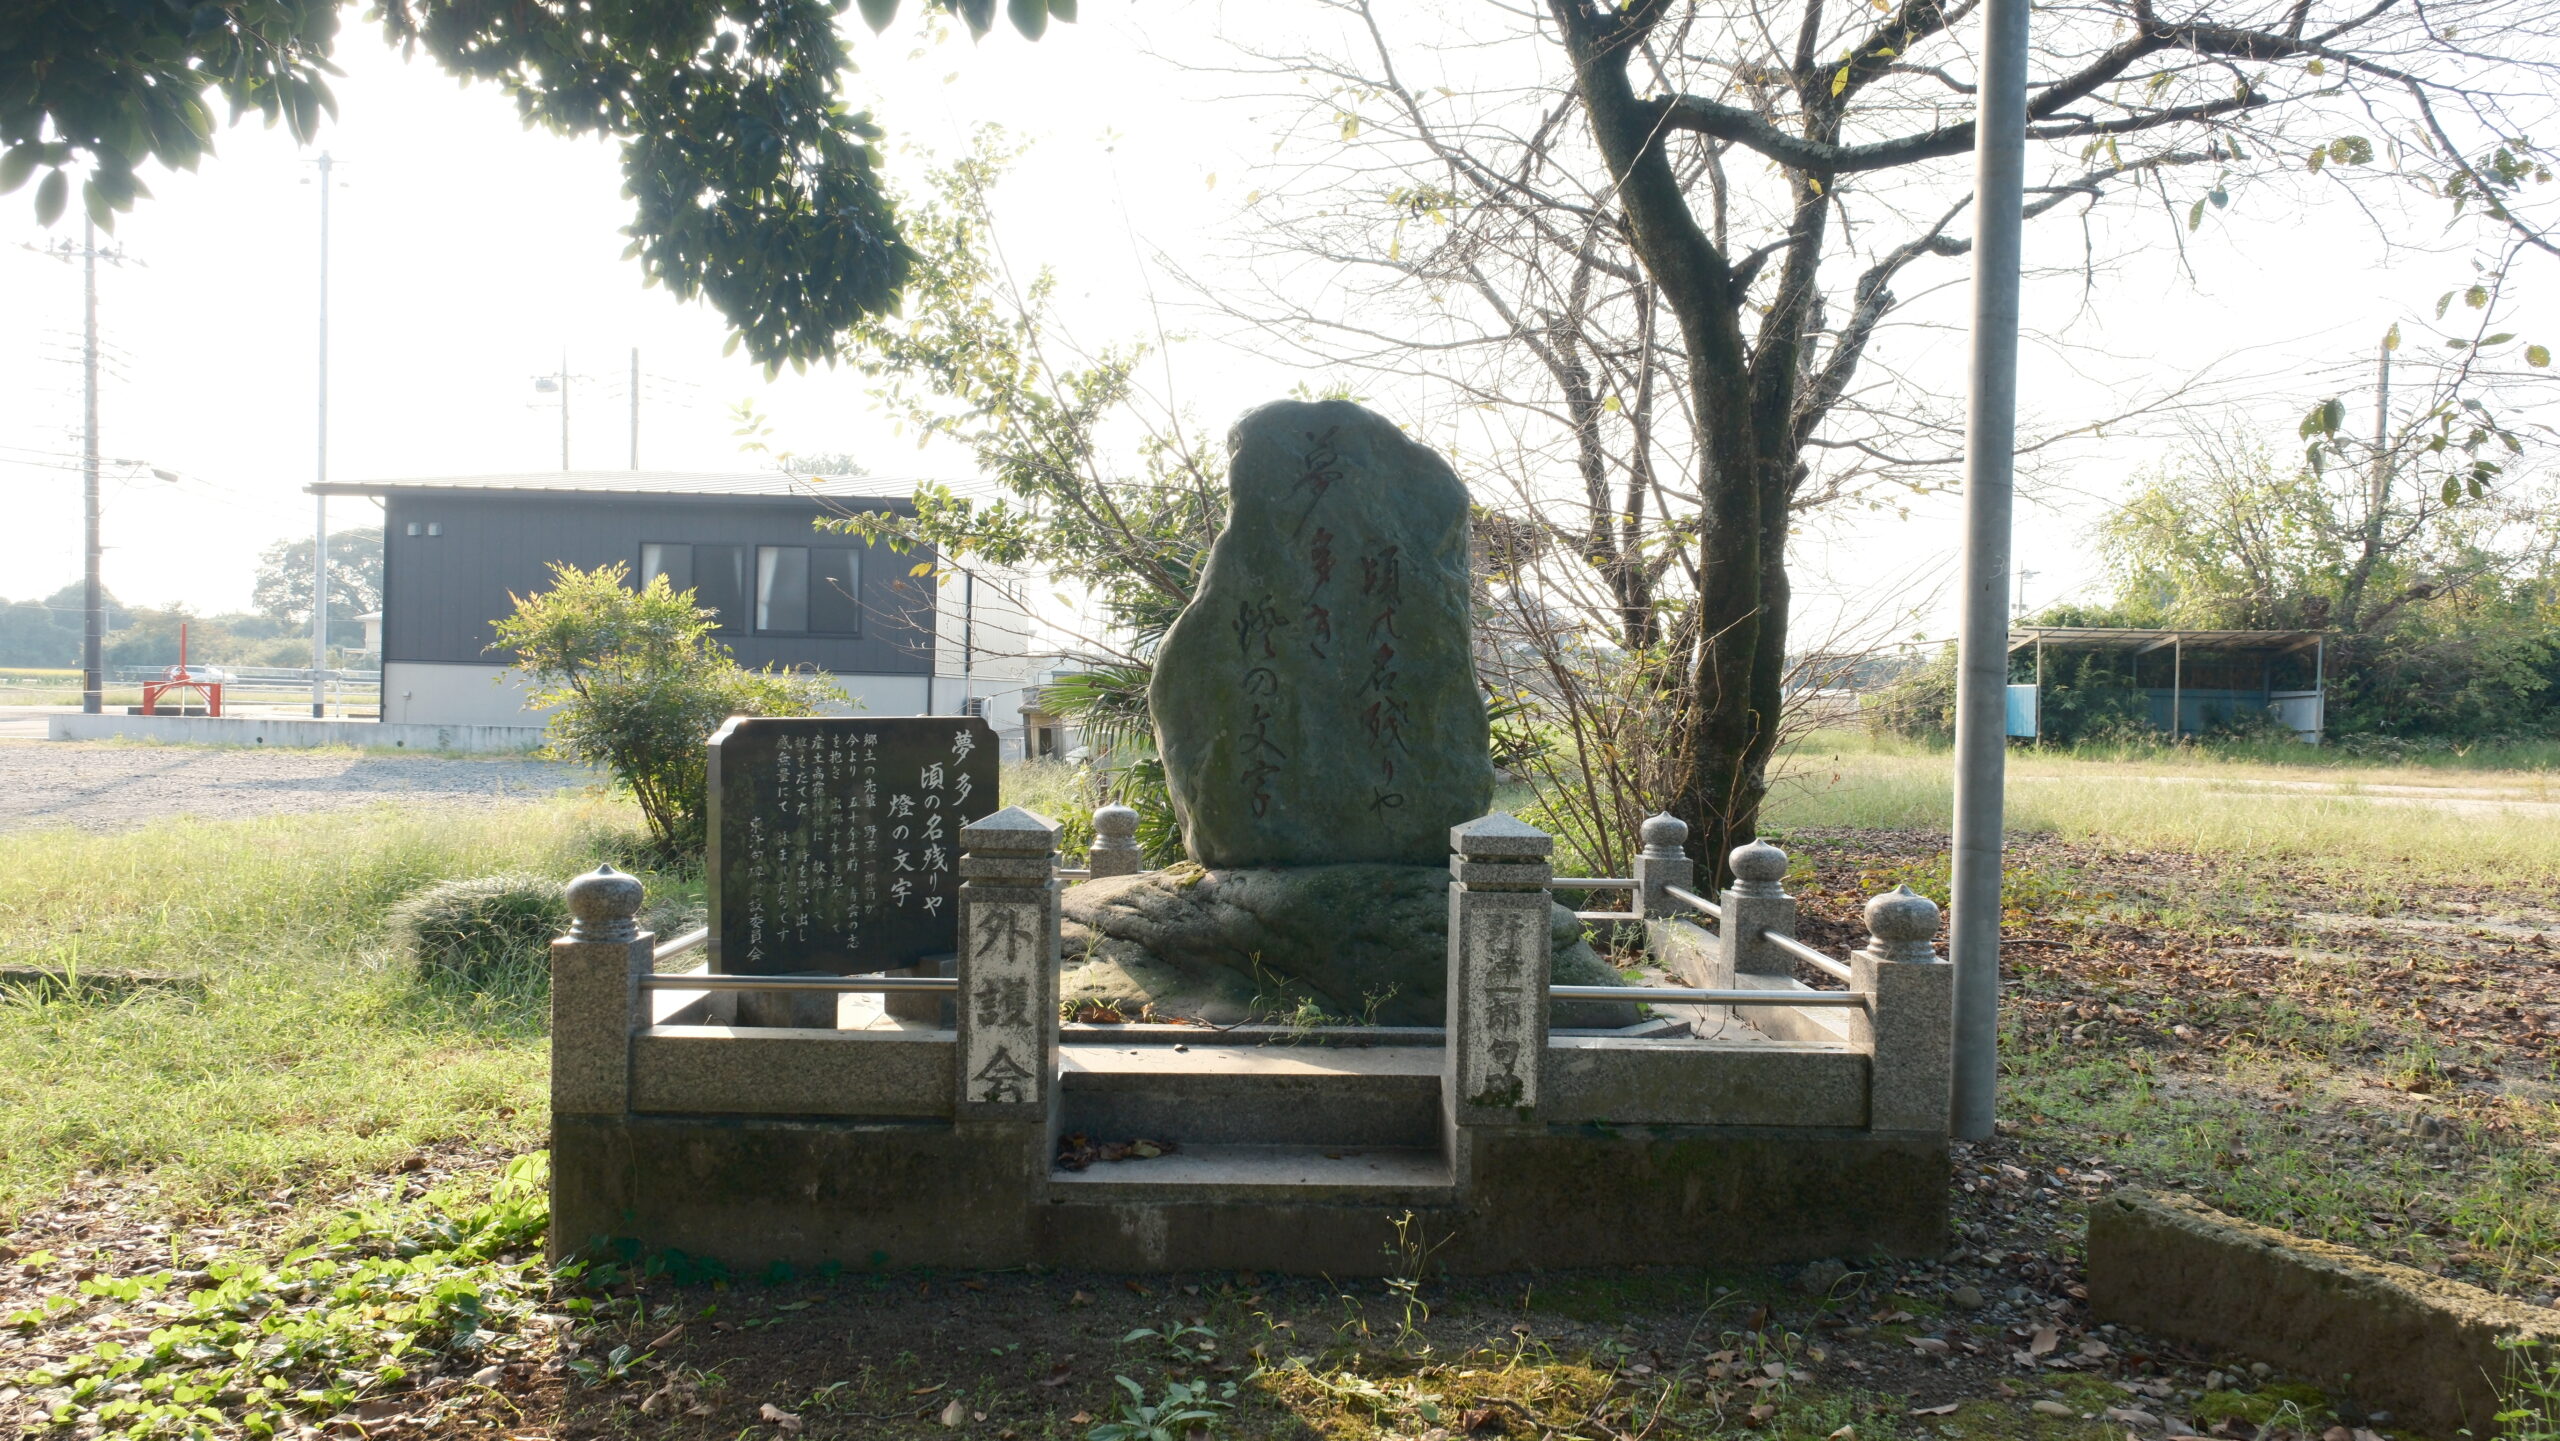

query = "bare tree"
[1189,0,2559,872]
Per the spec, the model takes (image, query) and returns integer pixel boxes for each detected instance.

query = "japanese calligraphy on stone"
[705,716,999,974]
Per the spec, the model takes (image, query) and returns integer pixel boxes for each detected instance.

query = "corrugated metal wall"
[380,492,936,675]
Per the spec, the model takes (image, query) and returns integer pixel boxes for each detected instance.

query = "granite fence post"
[551,864,651,1118]
[1086,804,1144,878]
[1630,812,1693,923]
[1446,815,1553,1129]
[955,807,1063,1122]
[1716,838,1798,979]
[1852,885,1954,1135]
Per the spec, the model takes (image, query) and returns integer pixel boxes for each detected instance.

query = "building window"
[638,542,693,598]
[697,545,746,631]
[643,542,851,635]
[812,548,862,635]
[756,545,811,633]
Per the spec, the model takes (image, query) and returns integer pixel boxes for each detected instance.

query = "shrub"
[390,874,567,988]
[492,562,845,856]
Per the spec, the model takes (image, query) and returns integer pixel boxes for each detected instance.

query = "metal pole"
[560,349,571,471]
[2171,637,2183,741]
[961,569,975,716]
[629,347,640,470]
[1947,0,2030,1143]
[311,152,333,718]
[81,215,102,716]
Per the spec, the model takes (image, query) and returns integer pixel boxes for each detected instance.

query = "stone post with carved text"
[955,806,1062,1121]
[1446,814,1553,1128]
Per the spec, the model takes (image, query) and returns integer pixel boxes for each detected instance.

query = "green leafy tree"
[493,563,845,855]
[2,0,1074,369]
[253,526,382,636]
[742,136,1227,854]
[2095,424,2560,739]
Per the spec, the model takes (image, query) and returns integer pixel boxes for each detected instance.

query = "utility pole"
[81,215,102,716]
[30,216,138,714]
[2013,568,2037,622]
[1947,0,2031,1143]
[310,151,336,718]
[629,347,640,470]
[533,354,574,469]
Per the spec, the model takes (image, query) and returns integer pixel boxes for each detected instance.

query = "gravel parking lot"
[0,740,597,832]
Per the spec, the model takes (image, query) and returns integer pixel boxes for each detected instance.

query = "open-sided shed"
[2007,626,2327,743]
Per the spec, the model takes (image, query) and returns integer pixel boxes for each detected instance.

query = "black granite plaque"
[705,716,1001,975]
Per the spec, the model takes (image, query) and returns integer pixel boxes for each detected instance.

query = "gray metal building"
[309,472,940,728]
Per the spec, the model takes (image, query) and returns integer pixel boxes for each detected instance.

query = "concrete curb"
[2088,1187,2560,1436]
[46,713,545,753]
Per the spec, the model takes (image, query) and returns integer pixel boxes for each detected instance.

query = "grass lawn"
[1,750,2554,1439]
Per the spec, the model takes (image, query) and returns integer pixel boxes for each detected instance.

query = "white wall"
[385,661,934,727]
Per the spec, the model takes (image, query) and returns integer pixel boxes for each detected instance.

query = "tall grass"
[0,799,659,1223]
[1768,735,2560,885]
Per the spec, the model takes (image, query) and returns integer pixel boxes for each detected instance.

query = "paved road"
[0,738,595,832]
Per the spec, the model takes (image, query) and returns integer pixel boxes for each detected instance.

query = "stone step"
[1057,1044,1442,1148]
[1046,1143,1453,1203]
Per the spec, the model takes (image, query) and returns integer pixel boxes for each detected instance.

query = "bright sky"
[2,2,2549,643]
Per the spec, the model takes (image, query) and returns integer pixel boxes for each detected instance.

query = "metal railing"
[1551,876,1634,889]
[639,973,959,994]
[1661,884,1723,920]
[1550,983,1868,1010]
[655,928,708,963]
[1763,930,1856,984]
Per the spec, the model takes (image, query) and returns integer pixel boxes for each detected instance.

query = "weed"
[1085,1375,1234,1441]
[17,1154,554,1439]
[2499,1337,2560,1441]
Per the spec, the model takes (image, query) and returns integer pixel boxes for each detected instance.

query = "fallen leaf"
[685,1400,717,1417]
[1912,1403,1959,1416]
[760,1403,805,1435]
[2032,1400,2075,1418]
[910,1383,947,1397]
[1747,1402,1777,1425]
[1461,1403,1510,1434]
[1068,1291,1093,1307]
[2079,1339,2112,1359]
[1908,1336,1951,1356]
[2029,1326,2058,1357]
[468,1365,505,1386]
[1124,1280,1152,1296]
[1038,1366,1074,1390]
[1829,1427,1858,1439]
[646,1324,685,1350]
[1068,1411,1092,1425]
[939,1397,968,1427]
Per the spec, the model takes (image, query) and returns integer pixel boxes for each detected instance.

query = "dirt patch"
[0,740,594,832]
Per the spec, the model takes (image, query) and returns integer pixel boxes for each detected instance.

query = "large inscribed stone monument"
[705,716,1000,975]
[1149,399,1494,868]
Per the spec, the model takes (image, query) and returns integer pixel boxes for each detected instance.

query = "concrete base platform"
[48,712,545,752]
[551,1110,1946,1275]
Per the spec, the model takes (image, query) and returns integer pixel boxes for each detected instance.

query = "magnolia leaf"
[2528,343,2551,367]
[1603,394,1623,413]
[2188,197,2206,230]
[2306,148,2326,172]
[1007,0,1048,39]
[2481,332,2515,346]
[857,0,898,30]
[2436,291,2455,318]
[2384,322,2401,351]
[2307,58,2327,75]
[0,146,34,195]
[32,168,64,226]
[2442,474,2462,505]
[1832,66,1851,96]
[2465,284,2489,308]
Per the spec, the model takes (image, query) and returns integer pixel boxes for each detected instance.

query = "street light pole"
[311,151,334,719]
[1948,0,2031,1142]
[81,214,102,716]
